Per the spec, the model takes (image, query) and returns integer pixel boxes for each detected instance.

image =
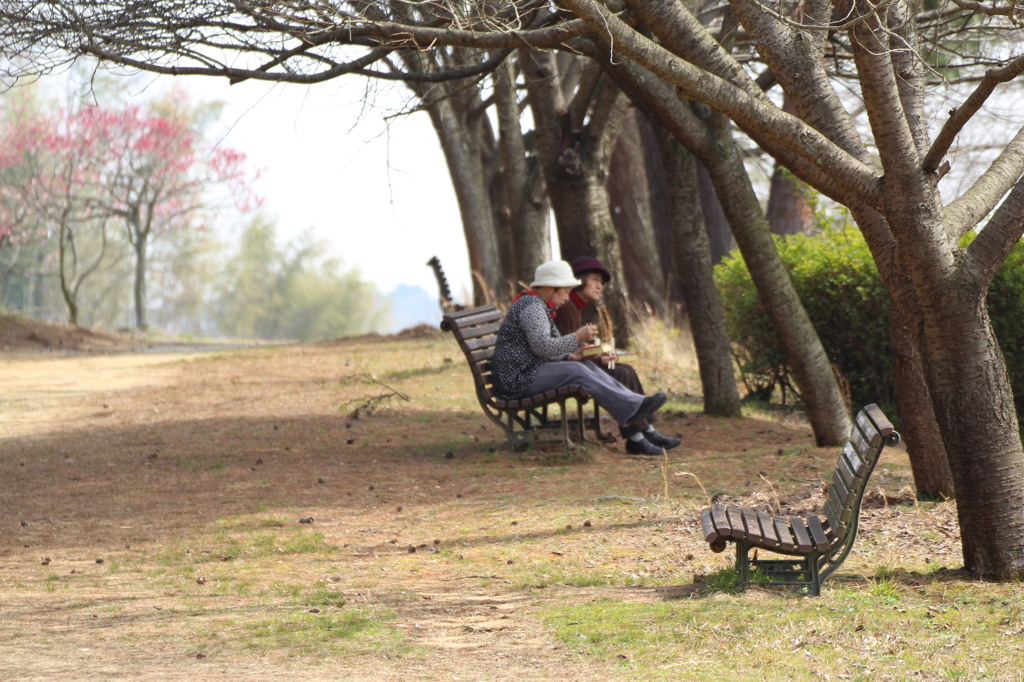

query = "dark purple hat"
[570,257,611,283]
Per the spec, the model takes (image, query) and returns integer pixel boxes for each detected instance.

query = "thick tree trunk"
[764,79,815,238]
[922,296,1024,578]
[397,46,508,306]
[637,110,686,309]
[608,108,667,317]
[548,168,633,345]
[657,121,742,416]
[766,165,815,236]
[890,310,955,499]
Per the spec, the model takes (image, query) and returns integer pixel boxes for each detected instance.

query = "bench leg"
[559,399,572,446]
[736,541,751,590]
[808,556,822,596]
[590,402,603,441]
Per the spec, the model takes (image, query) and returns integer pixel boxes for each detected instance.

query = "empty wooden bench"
[700,404,901,595]
[441,305,604,449]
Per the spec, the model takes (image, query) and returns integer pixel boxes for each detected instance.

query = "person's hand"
[599,352,616,366]
[567,349,584,362]
[575,323,598,344]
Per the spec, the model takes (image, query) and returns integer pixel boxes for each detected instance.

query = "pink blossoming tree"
[0,96,256,328]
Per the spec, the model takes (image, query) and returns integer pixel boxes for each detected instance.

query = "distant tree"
[214,217,388,340]
[0,96,254,329]
[96,96,255,330]
[0,105,117,325]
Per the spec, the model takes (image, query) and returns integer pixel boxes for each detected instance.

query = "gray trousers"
[529,361,644,426]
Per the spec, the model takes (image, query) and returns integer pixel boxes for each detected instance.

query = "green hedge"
[714,228,1024,419]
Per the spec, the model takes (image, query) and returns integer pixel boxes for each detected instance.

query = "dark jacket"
[554,291,587,337]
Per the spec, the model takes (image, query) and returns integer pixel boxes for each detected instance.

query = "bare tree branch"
[924,54,1024,172]
[944,124,1024,237]
[965,171,1024,286]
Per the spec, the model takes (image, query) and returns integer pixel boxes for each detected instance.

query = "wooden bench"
[700,404,901,595]
[440,305,605,449]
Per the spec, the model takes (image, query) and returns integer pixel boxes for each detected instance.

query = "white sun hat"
[530,260,582,289]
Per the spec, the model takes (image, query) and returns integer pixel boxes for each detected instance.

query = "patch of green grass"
[702,568,742,594]
[537,578,1024,680]
[235,609,405,655]
[155,529,335,568]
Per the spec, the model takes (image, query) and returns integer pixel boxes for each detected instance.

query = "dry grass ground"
[1,319,1021,680]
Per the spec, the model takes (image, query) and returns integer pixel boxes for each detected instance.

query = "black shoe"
[644,430,681,450]
[625,393,667,428]
[626,437,664,456]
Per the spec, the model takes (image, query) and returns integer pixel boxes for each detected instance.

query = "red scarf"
[568,290,587,310]
[512,290,559,318]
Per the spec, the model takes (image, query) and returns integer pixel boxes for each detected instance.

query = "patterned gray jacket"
[491,294,579,399]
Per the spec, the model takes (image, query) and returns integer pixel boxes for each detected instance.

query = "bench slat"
[701,508,720,543]
[727,506,746,539]
[757,510,780,548]
[836,454,857,492]
[463,335,497,352]
[824,497,846,539]
[829,483,854,524]
[774,517,798,552]
[469,347,495,364]
[742,508,761,541]
[789,517,814,553]
[805,515,832,551]
[442,307,503,330]
[832,469,854,510]
[457,321,502,341]
[711,504,732,537]
[855,409,884,448]
[842,441,868,479]
[863,404,896,440]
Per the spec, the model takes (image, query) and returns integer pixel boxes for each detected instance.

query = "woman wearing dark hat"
[490,259,667,439]
[556,256,682,456]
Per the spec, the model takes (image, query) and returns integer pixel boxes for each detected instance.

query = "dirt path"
[2,341,706,680]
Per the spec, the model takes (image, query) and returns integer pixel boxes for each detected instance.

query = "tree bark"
[493,58,550,287]
[920,288,1024,577]
[607,108,668,317]
[424,94,504,306]
[133,229,148,330]
[765,163,814,236]
[889,303,955,499]
[656,118,742,416]
[695,161,735,264]
[397,48,507,306]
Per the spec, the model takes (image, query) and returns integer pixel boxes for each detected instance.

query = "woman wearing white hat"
[490,260,667,441]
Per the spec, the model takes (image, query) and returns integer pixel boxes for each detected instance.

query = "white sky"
[144,73,473,303]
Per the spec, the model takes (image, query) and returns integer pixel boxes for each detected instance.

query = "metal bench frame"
[441,305,605,450]
[700,404,901,595]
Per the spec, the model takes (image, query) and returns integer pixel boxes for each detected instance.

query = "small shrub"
[715,226,892,411]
